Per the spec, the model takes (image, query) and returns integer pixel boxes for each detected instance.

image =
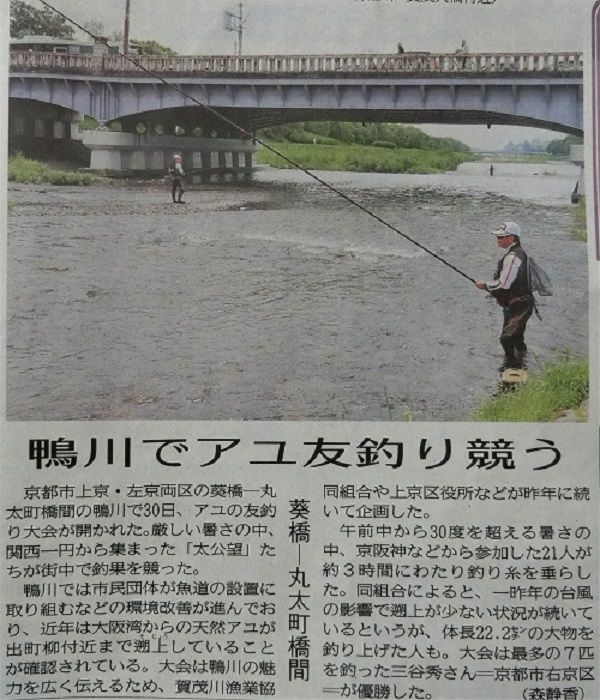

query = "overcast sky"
[28,0,591,149]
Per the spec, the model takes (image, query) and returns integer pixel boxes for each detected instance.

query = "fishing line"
[35,0,476,285]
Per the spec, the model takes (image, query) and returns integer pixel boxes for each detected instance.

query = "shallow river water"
[6,161,588,421]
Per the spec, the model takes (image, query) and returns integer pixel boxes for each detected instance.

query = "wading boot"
[515,346,528,370]
[497,357,512,373]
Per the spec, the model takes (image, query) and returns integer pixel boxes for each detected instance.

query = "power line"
[34,0,476,285]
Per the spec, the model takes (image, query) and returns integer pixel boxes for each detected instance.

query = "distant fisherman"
[475,222,534,371]
[169,153,185,204]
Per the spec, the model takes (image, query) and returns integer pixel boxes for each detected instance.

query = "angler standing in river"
[168,153,186,204]
[475,221,534,372]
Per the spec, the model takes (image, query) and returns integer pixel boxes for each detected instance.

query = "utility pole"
[224,2,246,56]
[123,0,131,56]
[237,1,243,57]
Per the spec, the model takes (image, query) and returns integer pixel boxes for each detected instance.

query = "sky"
[26,0,591,149]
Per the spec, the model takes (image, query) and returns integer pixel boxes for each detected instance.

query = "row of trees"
[259,121,472,153]
[545,134,583,156]
[502,138,550,154]
[502,135,583,156]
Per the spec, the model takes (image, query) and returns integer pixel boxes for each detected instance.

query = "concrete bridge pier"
[8,99,86,161]
[81,131,257,181]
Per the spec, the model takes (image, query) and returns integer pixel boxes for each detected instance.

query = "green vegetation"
[8,154,94,185]
[502,135,584,160]
[546,134,583,157]
[132,38,177,55]
[79,116,99,131]
[260,121,472,152]
[257,122,475,174]
[571,197,587,241]
[259,142,473,174]
[10,0,74,38]
[472,356,588,422]
[372,140,396,150]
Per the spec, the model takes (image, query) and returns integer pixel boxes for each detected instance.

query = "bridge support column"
[9,100,87,162]
[80,131,257,181]
[570,144,585,197]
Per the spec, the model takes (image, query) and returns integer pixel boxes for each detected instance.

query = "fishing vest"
[493,244,531,306]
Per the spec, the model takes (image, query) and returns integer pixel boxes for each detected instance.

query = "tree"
[10,0,74,38]
[546,135,582,156]
[83,20,105,37]
[132,38,177,56]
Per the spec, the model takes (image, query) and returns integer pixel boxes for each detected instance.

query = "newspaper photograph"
[1,0,599,698]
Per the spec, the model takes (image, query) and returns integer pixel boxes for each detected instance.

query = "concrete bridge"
[9,50,584,174]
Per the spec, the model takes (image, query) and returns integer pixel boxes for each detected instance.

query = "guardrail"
[9,51,583,75]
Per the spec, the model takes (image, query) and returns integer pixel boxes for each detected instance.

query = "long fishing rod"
[36,0,476,285]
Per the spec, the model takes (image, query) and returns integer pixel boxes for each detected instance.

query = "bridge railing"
[9,51,583,75]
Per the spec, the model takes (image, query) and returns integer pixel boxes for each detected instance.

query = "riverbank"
[472,357,588,422]
[258,142,475,174]
[479,153,570,165]
[8,153,96,186]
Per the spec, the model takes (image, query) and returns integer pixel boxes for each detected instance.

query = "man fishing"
[168,153,185,204]
[475,222,534,371]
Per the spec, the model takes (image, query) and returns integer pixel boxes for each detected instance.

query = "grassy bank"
[571,197,587,241]
[258,142,475,174]
[8,154,94,186]
[472,356,588,422]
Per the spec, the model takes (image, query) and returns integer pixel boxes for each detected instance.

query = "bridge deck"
[10,51,583,77]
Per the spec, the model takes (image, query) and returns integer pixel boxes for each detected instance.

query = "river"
[6,160,587,421]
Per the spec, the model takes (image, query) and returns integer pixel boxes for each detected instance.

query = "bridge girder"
[102,103,584,137]
[240,108,583,137]
[9,73,584,137]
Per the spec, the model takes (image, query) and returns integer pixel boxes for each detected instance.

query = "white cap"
[173,153,182,160]
[491,221,521,238]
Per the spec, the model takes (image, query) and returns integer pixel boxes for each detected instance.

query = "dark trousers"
[500,298,534,368]
[171,177,184,202]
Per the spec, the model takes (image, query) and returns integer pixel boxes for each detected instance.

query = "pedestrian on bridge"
[475,221,534,372]
[168,153,186,204]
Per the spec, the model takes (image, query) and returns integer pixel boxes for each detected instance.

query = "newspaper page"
[1,1,599,699]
